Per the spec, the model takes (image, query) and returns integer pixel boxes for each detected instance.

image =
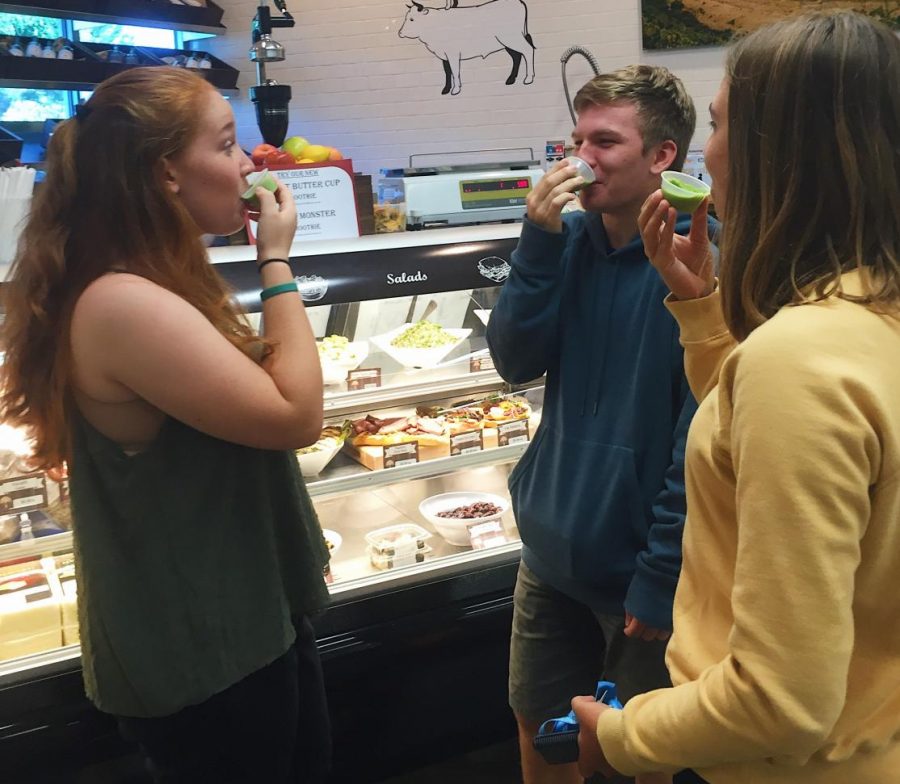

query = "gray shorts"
[509,560,671,723]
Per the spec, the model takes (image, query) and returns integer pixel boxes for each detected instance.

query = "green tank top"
[69,413,330,718]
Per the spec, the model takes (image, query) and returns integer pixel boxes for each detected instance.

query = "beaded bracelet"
[257,258,290,272]
[260,281,299,302]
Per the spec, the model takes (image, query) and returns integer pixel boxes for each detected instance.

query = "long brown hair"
[718,11,900,340]
[0,67,264,469]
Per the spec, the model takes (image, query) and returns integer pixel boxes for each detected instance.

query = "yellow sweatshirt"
[596,271,900,783]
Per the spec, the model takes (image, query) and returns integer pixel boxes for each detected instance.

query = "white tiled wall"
[205,0,726,178]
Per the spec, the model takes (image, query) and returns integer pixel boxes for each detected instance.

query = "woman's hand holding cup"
[638,190,715,300]
[254,180,297,262]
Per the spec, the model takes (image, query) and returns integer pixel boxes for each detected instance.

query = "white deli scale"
[379,158,545,230]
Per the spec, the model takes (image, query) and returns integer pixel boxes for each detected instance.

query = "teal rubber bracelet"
[260,281,299,302]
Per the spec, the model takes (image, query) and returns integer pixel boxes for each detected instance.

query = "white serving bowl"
[317,340,369,386]
[418,491,509,546]
[322,528,342,558]
[370,324,471,369]
[296,438,342,477]
[473,309,492,326]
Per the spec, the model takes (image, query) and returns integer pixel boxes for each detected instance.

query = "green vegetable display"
[390,321,457,349]
[318,335,355,362]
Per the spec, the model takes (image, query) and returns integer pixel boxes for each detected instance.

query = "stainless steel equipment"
[248,0,295,147]
[380,150,545,229]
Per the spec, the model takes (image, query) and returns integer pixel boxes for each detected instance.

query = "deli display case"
[0,223,535,782]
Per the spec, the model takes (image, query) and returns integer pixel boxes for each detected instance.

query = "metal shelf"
[323,369,508,419]
[327,541,521,601]
[0,447,528,559]
[0,530,72,563]
[0,641,80,683]
[306,442,527,498]
[0,0,227,35]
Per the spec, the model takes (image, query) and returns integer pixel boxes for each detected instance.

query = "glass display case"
[0,223,533,782]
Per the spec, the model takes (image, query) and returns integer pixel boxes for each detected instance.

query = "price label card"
[347,368,382,391]
[470,354,496,373]
[0,473,48,514]
[467,520,509,550]
[449,429,484,456]
[383,441,419,469]
[497,418,530,447]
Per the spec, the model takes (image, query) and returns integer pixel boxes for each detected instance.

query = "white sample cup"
[564,156,596,190]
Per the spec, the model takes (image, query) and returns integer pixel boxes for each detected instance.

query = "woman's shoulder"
[74,273,192,329]
[732,293,898,380]
[79,271,163,301]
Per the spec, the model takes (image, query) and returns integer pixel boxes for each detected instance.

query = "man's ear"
[650,140,678,175]
[159,158,180,194]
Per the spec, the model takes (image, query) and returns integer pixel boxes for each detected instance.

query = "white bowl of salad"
[317,335,369,385]
[295,425,348,476]
[369,321,471,369]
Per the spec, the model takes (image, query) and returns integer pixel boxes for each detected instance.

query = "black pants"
[117,617,331,784]
[674,770,709,783]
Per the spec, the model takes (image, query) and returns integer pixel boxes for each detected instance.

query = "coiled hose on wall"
[560,45,601,125]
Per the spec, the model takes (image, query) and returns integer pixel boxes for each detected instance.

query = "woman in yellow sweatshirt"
[570,11,900,784]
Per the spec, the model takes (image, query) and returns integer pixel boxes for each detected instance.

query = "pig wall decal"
[399,0,536,96]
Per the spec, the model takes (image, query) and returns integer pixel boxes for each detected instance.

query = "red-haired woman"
[0,67,331,782]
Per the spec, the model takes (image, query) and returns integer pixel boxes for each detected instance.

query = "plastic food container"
[368,544,432,570]
[365,523,431,556]
[373,202,407,233]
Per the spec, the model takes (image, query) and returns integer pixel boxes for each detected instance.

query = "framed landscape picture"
[641,0,899,49]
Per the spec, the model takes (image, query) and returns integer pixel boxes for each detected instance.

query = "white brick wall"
[205,0,725,178]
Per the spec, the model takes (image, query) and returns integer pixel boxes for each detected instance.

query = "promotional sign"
[245,159,360,243]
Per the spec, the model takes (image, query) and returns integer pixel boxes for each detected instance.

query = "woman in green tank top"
[0,67,332,782]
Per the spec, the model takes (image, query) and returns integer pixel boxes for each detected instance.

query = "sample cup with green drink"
[563,156,596,190]
[241,169,280,210]
[660,171,711,214]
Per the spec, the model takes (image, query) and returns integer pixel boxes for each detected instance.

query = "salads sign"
[245,159,360,243]
[220,236,520,312]
[387,270,428,285]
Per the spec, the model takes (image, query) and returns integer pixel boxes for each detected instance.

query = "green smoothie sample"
[241,169,279,209]
[661,171,710,213]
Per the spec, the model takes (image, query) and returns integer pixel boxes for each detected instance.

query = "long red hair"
[0,67,264,469]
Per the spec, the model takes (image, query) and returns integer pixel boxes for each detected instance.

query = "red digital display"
[462,178,531,193]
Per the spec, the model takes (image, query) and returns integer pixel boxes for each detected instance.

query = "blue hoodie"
[487,210,709,629]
